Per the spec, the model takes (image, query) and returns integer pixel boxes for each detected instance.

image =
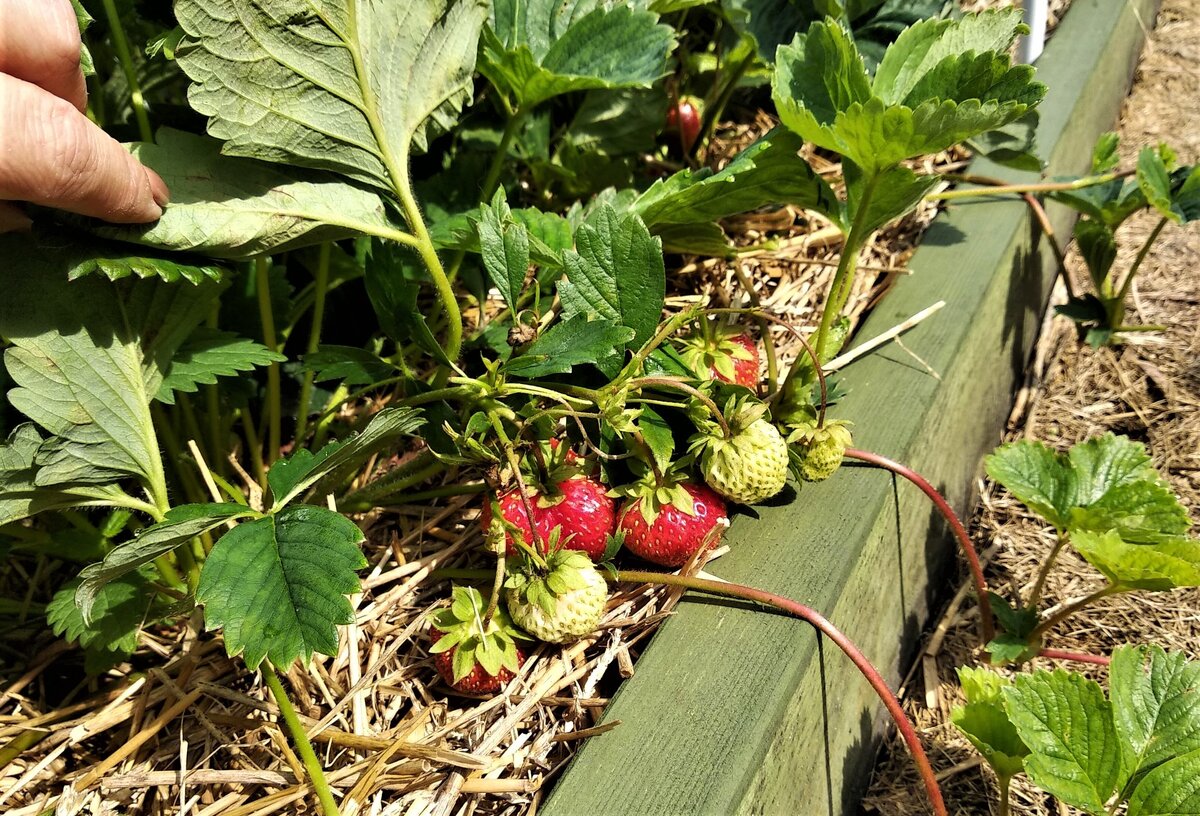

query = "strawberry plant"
[0,1,1062,812]
[1047,134,1200,345]
[954,645,1200,815]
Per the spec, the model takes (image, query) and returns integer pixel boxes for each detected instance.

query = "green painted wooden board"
[543,1,1158,814]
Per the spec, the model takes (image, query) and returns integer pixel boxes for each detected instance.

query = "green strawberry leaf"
[1072,531,1200,592]
[158,327,286,405]
[197,505,367,669]
[63,237,226,284]
[1137,147,1179,223]
[1110,645,1200,775]
[987,592,1039,638]
[0,236,223,492]
[76,503,258,622]
[966,112,1043,173]
[69,0,94,76]
[953,668,1028,780]
[504,316,635,378]
[478,190,532,312]
[987,633,1040,666]
[92,130,402,259]
[480,0,674,109]
[301,346,397,387]
[48,571,155,673]
[266,406,424,511]
[844,161,940,236]
[1074,219,1118,292]
[1127,749,1200,816]
[1004,669,1133,813]
[634,129,846,232]
[432,206,571,269]
[564,89,665,157]
[638,406,675,473]
[985,434,1186,538]
[774,12,1042,175]
[176,0,488,193]
[558,205,666,350]
[0,424,134,526]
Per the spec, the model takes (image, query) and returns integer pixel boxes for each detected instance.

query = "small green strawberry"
[504,549,608,643]
[428,586,532,694]
[689,396,789,505]
[787,420,853,482]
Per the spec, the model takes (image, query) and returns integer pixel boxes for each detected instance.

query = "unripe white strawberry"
[504,550,607,643]
[700,417,789,504]
[788,420,853,482]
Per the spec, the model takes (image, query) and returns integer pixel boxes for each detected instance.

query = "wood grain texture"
[543,2,1159,813]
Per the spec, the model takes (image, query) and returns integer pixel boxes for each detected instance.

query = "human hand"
[0,0,168,232]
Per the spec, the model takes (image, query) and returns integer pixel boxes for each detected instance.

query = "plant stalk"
[1114,216,1168,307]
[927,169,1132,201]
[99,0,152,142]
[816,173,878,358]
[1029,585,1121,640]
[396,172,462,367]
[255,258,282,465]
[844,448,995,645]
[262,663,340,816]
[1037,648,1111,666]
[295,243,332,442]
[1026,531,1068,606]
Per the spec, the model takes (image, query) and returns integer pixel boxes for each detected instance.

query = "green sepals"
[429,586,530,683]
[1004,670,1133,813]
[786,419,852,483]
[611,464,696,528]
[506,548,595,616]
[952,667,1029,780]
[600,529,626,565]
[677,325,756,385]
[69,0,94,77]
[985,434,1190,540]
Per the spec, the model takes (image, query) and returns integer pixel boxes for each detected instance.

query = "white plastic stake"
[1018,0,1049,64]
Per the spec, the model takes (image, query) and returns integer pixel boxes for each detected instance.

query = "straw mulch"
[862,3,1200,813]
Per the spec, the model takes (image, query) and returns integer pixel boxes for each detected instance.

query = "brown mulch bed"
[862,3,1200,813]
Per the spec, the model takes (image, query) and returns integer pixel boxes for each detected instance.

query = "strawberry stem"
[614,570,947,816]
[627,376,731,438]
[843,449,995,646]
[1037,648,1111,666]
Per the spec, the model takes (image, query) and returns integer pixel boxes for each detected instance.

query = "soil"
[861,2,1200,813]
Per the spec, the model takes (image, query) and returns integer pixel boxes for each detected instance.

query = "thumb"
[0,73,168,223]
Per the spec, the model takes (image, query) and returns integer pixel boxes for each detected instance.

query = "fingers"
[0,74,167,223]
[0,0,87,111]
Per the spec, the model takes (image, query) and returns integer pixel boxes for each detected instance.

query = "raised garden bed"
[542,1,1160,813]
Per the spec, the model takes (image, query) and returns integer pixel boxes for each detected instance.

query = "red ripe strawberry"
[429,587,530,695]
[482,476,615,561]
[679,326,761,389]
[618,482,729,567]
[665,97,702,152]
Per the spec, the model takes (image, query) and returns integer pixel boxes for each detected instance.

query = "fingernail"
[0,203,33,233]
[146,168,170,208]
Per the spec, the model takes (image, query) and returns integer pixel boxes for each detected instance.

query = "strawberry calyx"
[787,418,853,483]
[504,548,609,643]
[429,586,531,685]
[611,462,698,528]
[678,325,759,387]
